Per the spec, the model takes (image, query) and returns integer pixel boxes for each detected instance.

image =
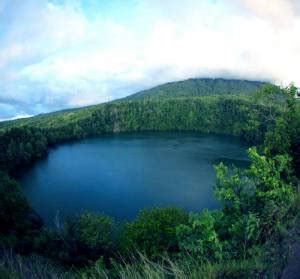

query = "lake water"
[19,132,249,225]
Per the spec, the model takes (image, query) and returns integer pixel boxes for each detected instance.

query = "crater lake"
[19,132,249,225]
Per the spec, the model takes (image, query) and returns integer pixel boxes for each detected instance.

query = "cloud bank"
[0,0,300,120]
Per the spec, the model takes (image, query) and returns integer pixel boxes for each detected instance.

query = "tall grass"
[0,250,73,279]
[0,250,270,279]
[78,252,267,279]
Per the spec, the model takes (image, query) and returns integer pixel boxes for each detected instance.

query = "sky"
[0,0,300,121]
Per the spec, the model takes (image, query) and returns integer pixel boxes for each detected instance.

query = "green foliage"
[77,257,108,279]
[214,147,296,259]
[0,127,48,171]
[37,213,115,265]
[126,78,267,100]
[121,208,188,258]
[247,148,294,206]
[291,136,300,177]
[0,172,42,248]
[65,212,114,254]
[0,266,18,279]
[254,84,299,156]
[176,210,223,261]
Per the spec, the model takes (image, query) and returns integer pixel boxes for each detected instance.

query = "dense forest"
[0,78,268,131]
[0,81,300,278]
[123,78,268,100]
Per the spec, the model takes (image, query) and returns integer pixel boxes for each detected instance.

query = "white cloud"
[236,0,296,26]
[1,0,300,119]
[0,114,33,122]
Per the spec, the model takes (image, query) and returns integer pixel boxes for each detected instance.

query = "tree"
[253,84,298,155]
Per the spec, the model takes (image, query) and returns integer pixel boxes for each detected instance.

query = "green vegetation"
[121,208,188,258]
[0,172,42,248]
[123,78,268,100]
[0,80,299,278]
[34,213,116,266]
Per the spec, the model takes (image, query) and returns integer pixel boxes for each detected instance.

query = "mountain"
[0,78,268,130]
[122,78,268,101]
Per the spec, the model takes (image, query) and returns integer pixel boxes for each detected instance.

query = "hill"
[122,78,268,100]
[0,78,268,130]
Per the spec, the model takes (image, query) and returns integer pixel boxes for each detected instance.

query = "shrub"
[38,212,115,266]
[176,210,223,261]
[65,212,114,252]
[121,207,188,258]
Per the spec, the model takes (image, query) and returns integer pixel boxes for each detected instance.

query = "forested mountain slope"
[0,78,267,130]
[122,78,268,100]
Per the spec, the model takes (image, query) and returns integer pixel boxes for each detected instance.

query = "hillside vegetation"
[0,78,267,130]
[0,80,300,278]
[123,78,268,100]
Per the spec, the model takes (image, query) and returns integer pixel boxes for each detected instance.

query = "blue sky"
[1,0,300,120]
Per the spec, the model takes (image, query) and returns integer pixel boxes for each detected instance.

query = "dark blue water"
[20,132,249,225]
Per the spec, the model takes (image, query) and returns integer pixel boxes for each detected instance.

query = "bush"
[38,212,115,266]
[121,207,188,258]
[65,212,114,252]
[176,210,223,261]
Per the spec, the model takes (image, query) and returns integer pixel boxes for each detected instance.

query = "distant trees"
[0,127,48,171]
[0,96,273,173]
[127,78,267,100]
